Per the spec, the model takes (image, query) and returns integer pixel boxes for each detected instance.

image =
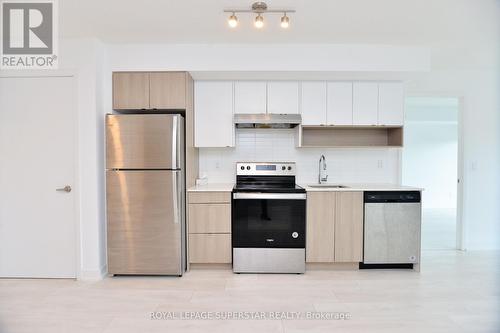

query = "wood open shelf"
[297,126,403,148]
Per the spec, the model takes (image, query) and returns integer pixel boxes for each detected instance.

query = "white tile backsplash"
[199,129,401,184]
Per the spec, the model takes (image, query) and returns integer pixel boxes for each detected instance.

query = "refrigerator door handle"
[172,172,179,224]
[172,116,177,168]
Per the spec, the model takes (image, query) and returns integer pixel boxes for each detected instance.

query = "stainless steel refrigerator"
[105,114,185,276]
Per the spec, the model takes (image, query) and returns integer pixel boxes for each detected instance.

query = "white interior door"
[0,76,77,278]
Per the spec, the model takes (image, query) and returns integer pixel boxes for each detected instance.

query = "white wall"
[107,44,430,72]
[200,129,399,184]
[58,38,107,279]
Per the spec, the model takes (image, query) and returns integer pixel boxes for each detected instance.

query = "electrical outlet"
[377,160,383,169]
[215,161,220,169]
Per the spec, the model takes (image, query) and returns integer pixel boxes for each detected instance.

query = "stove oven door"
[232,192,306,248]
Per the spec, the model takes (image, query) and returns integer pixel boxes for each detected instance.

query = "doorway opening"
[402,97,461,250]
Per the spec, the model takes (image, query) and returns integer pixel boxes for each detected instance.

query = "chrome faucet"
[318,155,328,184]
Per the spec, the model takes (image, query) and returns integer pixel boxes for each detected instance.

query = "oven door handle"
[233,193,307,200]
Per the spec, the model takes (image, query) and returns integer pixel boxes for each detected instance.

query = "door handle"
[172,173,180,224]
[56,185,72,193]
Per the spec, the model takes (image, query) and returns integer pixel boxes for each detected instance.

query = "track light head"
[280,13,289,28]
[255,14,264,28]
[228,13,238,28]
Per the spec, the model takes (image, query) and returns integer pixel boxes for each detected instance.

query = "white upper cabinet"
[301,82,327,125]
[267,81,300,114]
[194,81,234,148]
[378,82,404,126]
[327,82,353,125]
[192,80,404,147]
[353,82,379,126]
[234,81,267,114]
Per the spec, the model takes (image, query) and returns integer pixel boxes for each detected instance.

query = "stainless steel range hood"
[234,114,301,129]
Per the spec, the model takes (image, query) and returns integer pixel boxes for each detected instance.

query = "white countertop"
[188,182,422,192]
[300,183,423,192]
[187,183,234,192]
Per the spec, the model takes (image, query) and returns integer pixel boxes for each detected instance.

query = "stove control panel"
[236,162,296,176]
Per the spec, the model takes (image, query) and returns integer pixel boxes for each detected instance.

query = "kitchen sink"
[307,184,349,188]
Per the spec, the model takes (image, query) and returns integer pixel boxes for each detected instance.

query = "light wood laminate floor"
[0,250,499,333]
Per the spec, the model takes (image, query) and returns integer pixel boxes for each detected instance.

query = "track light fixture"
[225,2,295,29]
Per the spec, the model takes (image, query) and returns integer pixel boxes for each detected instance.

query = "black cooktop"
[233,184,305,193]
[233,175,305,193]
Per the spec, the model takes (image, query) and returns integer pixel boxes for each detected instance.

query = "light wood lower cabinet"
[306,191,364,263]
[187,190,363,265]
[306,192,335,262]
[334,192,364,262]
[188,234,231,264]
[187,191,231,264]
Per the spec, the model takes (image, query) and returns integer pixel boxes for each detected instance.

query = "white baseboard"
[79,264,107,280]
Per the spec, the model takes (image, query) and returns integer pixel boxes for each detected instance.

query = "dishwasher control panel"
[364,191,421,203]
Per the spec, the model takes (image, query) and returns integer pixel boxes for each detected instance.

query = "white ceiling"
[60,0,499,45]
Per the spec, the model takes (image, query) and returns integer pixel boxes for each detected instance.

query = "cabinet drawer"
[188,234,231,263]
[188,191,231,204]
[189,204,231,233]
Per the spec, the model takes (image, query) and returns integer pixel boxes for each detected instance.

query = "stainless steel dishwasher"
[363,191,421,267]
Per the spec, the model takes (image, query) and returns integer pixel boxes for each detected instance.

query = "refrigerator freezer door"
[106,114,183,169]
[106,170,184,275]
